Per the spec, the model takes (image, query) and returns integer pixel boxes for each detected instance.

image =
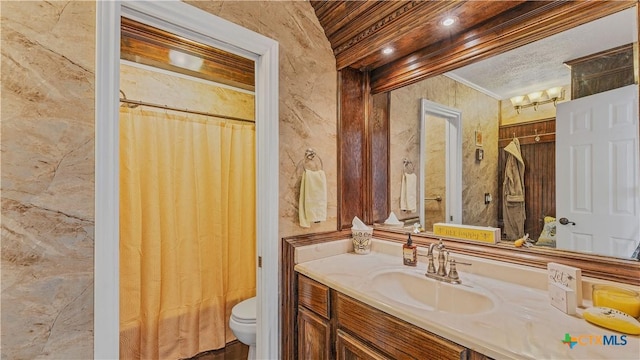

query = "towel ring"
[299,148,323,170]
[403,158,415,174]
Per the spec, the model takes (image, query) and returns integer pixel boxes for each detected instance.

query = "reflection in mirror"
[388,6,639,260]
[418,100,462,230]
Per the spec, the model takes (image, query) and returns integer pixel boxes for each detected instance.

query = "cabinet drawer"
[298,275,330,319]
[336,292,466,360]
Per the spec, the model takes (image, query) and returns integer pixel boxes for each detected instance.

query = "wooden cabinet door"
[336,330,390,360]
[298,306,331,360]
[336,293,467,359]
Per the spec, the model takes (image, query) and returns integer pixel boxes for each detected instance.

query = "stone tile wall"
[390,75,500,228]
[1,1,336,358]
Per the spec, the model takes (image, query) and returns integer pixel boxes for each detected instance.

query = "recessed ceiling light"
[382,47,393,55]
[441,17,457,27]
[168,49,204,71]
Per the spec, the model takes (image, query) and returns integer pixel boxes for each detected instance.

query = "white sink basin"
[369,269,495,315]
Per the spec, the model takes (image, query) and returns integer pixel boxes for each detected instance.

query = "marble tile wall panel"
[187,1,338,237]
[2,1,337,358]
[390,75,499,228]
[1,1,95,359]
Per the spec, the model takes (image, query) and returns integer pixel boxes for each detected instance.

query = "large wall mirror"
[381,6,639,262]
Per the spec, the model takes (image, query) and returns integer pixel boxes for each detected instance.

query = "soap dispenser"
[403,233,417,266]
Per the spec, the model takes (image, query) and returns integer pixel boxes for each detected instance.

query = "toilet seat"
[231,297,256,324]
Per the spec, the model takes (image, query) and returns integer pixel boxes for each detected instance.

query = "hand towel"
[400,173,417,212]
[299,169,327,228]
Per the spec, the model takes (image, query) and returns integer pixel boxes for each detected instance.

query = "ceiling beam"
[369,0,636,93]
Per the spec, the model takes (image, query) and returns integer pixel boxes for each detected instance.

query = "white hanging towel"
[299,169,327,228]
[400,173,417,212]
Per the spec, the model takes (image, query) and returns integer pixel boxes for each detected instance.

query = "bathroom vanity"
[292,239,640,360]
[297,274,487,359]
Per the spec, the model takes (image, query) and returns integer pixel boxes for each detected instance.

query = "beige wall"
[390,75,500,228]
[1,1,337,358]
[120,64,256,120]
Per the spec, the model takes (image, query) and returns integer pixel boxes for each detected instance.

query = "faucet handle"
[452,259,472,266]
[447,259,460,282]
[447,259,471,284]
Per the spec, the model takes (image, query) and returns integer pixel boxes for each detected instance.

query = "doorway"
[419,99,462,229]
[95,2,279,359]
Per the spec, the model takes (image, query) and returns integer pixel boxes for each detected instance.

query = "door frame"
[95,2,280,359]
[419,99,463,227]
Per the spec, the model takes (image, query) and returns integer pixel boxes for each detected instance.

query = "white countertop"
[294,239,640,360]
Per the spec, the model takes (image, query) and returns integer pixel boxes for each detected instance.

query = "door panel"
[556,85,639,258]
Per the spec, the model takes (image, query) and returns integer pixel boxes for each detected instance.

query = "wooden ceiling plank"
[334,1,463,70]
[348,1,527,70]
[310,1,345,23]
[369,1,636,93]
[321,1,378,38]
[121,17,254,91]
[369,0,563,78]
[121,18,253,72]
[324,1,406,44]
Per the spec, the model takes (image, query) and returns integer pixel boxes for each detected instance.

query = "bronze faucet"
[425,240,471,284]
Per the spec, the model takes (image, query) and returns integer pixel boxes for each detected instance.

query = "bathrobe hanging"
[502,137,526,240]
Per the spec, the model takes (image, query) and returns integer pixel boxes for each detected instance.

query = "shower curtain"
[119,107,256,359]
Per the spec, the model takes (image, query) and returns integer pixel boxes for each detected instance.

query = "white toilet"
[229,296,257,360]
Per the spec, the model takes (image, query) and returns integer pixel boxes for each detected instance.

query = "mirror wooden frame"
[337,1,639,285]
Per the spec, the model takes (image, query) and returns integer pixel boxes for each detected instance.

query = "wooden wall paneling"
[338,68,369,228]
[120,17,255,91]
[370,92,390,224]
[281,230,351,360]
[498,119,556,241]
[370,1,636,93]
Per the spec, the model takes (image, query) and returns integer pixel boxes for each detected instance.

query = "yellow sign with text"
[433,223,500,244]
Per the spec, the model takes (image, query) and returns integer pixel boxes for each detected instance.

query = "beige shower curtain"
[119,107,256,359]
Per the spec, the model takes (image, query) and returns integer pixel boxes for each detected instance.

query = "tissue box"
[352,229,373,255]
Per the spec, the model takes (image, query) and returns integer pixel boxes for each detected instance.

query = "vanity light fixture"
[510,86,566,114]
[382,47,394,55]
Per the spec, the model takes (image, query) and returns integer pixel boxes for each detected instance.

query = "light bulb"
[168,50,204,71]
[546,86,563,98]
[510,95,526,106]
[527,91,544,102]
[441,17,456,27]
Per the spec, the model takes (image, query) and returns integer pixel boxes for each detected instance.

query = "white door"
[556,85,639,258]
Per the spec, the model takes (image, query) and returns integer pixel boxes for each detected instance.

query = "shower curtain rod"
[119,97,255,124]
